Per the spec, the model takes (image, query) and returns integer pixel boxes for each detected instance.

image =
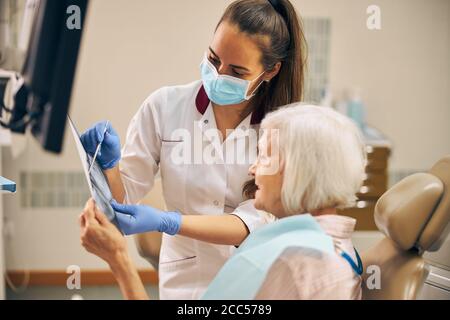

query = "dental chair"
[361,156,450,299]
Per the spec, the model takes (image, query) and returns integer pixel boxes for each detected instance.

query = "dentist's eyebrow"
[209,47,220,60]
[208,47,251,72]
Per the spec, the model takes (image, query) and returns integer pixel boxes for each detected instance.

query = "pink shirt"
[255,214,362,300]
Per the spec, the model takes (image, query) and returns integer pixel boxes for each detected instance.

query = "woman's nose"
[217,65,227,75]
[216,62,233,76]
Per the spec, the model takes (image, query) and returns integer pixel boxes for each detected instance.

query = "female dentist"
[80,0,306,300]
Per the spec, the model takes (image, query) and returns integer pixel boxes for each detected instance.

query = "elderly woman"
[79,104,366,300]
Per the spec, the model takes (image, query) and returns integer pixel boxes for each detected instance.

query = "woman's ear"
[264,62,282,82]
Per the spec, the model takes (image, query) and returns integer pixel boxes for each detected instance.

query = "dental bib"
[202,214,336,300]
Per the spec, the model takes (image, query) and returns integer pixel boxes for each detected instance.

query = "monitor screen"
[5,0,89,153]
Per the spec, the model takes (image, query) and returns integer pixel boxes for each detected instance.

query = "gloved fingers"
[94,121,109,142]
[106,122,118,137]
[102,131,118,147]
[111,200,136,215]
[115,212,136,235]
[80,129,95,153]
[80,134,89,153]
[88,126,100,151]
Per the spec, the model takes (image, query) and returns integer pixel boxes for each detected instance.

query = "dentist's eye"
[209,56,220,65]
[231,68,245,76]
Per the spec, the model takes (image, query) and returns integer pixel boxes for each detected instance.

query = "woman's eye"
[232,70,245,77]
[209,56,220,65]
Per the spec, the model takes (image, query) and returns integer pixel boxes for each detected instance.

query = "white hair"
[261,104,367,215]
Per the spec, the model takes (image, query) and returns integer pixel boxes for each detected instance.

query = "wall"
[298,0,450,172]
[2,0,449,272]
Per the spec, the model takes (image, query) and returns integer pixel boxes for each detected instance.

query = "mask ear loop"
[245,71,268,100]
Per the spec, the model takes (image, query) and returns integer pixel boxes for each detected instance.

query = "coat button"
[204,119,209,124]
[213,200,219,206]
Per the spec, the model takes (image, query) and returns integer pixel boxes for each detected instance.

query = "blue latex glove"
[111,200,182,236]
[80,121,121,170]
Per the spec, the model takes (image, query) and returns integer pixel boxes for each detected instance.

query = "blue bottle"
[347,89,366,132]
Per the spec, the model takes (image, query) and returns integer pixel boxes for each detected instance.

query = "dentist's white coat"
[120,80,273,300]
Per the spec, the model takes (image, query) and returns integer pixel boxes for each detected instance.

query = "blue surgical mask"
[200,54,266,106]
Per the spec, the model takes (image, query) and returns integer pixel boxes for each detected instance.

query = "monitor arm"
[0,71,30,134]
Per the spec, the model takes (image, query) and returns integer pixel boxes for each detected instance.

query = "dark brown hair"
[217,0,307,199]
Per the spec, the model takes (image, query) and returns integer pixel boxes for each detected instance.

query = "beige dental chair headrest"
[374,156,450,252]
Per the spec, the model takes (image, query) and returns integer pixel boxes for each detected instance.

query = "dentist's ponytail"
[217,0,307,199]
